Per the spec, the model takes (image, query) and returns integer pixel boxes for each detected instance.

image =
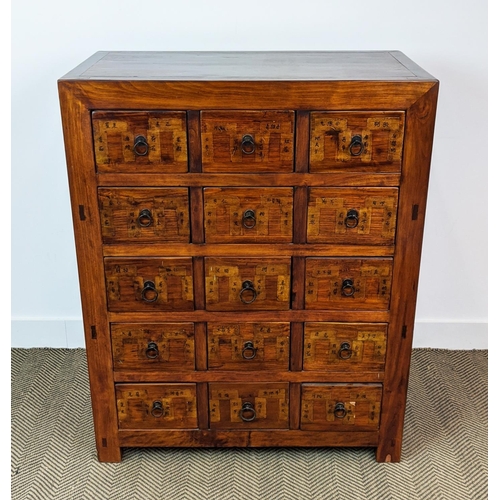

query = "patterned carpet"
[11,348,487,500]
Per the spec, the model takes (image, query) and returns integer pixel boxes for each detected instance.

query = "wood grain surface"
[207,322,290,371]
[300,383,382,431]
[111,323,195,371]
[98,188,190,243]
[92,111,188,173]
[59,51,438,463]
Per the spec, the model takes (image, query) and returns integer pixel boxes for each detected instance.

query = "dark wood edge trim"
[389,52,439,81]
[189,187,204,244]
[194,323,207,370]
[196,382,209,429]
[68,80,435,111]
[96,172,402,187]
[58,52,109,80]
[112,370,385,383]
[376,83,439,463]
[289,383,302,430]
[193,257,206,309]
[187,111,202,172]
[293,187,308,244]
[290,323,304,371]
[118,429,379,447]
[291,257,306,309]
[58,85,121,462]
[102,243,395,258]
[295,111,309,173]
[108,310,391,323]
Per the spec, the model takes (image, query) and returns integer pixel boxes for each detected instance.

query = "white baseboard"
[10,319,488,349]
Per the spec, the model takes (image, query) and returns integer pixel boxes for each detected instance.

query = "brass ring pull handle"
[239,402,257,422]
[151,400,164,418]
[133,135,149,156]
[242,209,257,229]
[241,134,255,155]
[341,279,355,297]
[145,341,159,359]
[344,209,359,229]
[338,342,353,360]
[141,280,159,303]
[239,280,257,304]
[348,135,364,156]
[334,402,347,419]
[137,209,153,228]
[242,340,258,360]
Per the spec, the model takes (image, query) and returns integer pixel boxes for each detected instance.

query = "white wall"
[11,0,488,348]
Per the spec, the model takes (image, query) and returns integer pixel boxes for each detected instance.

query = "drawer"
[104,258,194,312]
[92,111,188,173]
[310,112,404,172]
[98,188,190,243]
[303,322,387,371]
[201,111,295,172]
[111,323,195,371]
[204,187,293,243]
[307,188,398,245]
[305,258,393,310]
[209,383,289,429]
[300,383,382,431]
[116,383,197,429]
[208,322,290,370]
[205,258,291,311]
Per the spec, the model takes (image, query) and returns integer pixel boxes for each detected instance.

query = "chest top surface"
[59,51,437,82]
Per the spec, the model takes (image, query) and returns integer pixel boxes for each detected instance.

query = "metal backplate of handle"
[242,341,258,360]
[133,135,149,156]
[239,401,257,422]
[348,135,364,156]
[141,280,159,303]
[239,280,257,304]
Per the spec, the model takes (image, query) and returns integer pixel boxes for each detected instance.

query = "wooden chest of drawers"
[58,51,438,463]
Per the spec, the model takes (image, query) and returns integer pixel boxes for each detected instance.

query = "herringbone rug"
[11,348,487,500]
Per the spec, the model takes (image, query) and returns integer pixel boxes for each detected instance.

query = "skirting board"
[11,319,488,349]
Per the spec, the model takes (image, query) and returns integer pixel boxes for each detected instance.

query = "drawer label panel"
[92,111,188,173]
[305,258,393,310]
[116,383,198,429]
[98,188,190,243]
[307,187,398,245]
[208,322,290,371]
[300,383,382,431]
[303,322,387,371]
[205,258,291,311]
[104,258,194,312]
[201,111,295,172]
[209,383,289,429]
[310,112,404,172]
[204,187,293,243]
[111,323,195,371]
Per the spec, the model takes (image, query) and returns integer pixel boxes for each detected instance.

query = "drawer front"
[208,322,290,370]
[104,258,194,312]
[310,112,404,172]
[92,111,188,173]
[300,383,382,431]
[201,111,295,172]
[305,258,393,310]
[111,323,195,371]
[98,188,190,243]
[209,383,289,429]
[116,383,197,429]
[204,187,293,243]
[303,322,387,371]
[205,258,291,311]
[307,188,398,245]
